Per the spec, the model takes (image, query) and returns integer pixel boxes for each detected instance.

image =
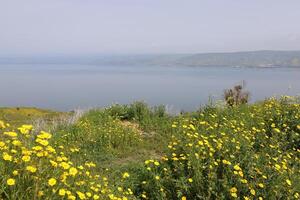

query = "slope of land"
[0,98,300,199]
[0,107,65,127]
[1,50,300,67]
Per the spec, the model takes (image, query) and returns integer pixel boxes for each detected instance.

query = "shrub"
[224,83,250,107]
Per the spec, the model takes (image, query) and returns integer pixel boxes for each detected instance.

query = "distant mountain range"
[1,50,300,67]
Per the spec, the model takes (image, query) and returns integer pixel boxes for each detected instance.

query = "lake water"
[0,64,299,112]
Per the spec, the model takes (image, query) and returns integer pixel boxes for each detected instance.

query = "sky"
[1,0,300,56]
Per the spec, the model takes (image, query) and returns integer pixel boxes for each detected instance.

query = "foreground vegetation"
[1,97,300,199]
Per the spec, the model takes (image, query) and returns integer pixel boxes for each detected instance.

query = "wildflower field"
[0,97,299,199]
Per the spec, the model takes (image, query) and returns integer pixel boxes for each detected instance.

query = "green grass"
[0,98,300,199]
[0,107,66,127]
[53,102,174,171]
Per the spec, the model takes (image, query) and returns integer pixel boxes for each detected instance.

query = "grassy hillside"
[0,98,299,199]
[0,107,65,127]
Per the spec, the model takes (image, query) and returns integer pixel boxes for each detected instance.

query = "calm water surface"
[0,65,299,111]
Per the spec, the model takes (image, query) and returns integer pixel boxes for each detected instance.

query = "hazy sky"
[1,0,300,55]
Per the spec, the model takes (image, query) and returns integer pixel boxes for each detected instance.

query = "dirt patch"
[119,120,143,134]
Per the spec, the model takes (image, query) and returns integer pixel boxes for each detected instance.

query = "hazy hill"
[173,50,300,67]
[1,50,300,67]
[131,50,300,67]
